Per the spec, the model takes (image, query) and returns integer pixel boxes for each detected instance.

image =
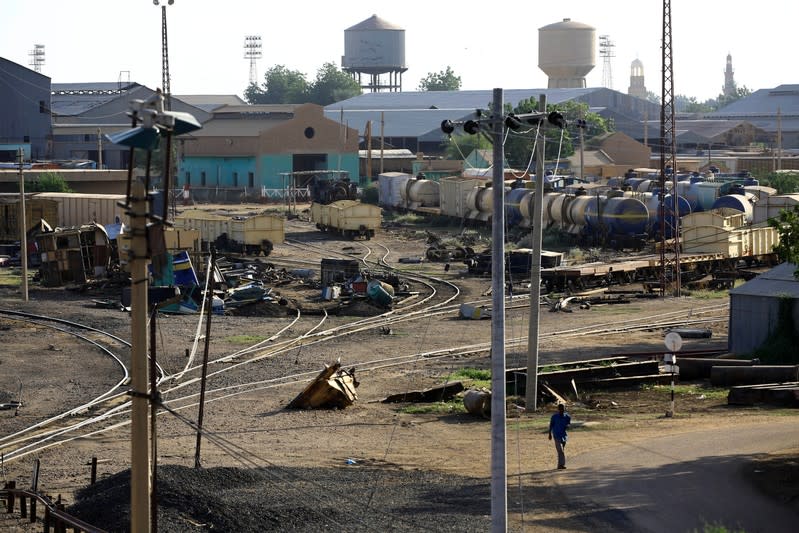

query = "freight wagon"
[0,194,58,241]
[174,210,284,255]
[310,200,381,240]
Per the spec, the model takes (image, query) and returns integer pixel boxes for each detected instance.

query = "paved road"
[556,419,799,533]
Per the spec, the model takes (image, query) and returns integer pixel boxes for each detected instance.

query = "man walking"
[549,403,571,469]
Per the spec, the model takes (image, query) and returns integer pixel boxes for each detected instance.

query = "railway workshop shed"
[178,103,359,202]
[728,262,799,355]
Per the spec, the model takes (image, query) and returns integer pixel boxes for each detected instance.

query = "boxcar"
[311,200,381,240]
[0,194,58,241]
[175,210,284,255]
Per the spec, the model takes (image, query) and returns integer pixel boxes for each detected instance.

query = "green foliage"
[448,368,491,389]
[360,185,379,205]
[307,62,362,106]
[676,94,714,113]
[716,85,752,109]
[23,172,73,192]
[245,63,360,106]
[693,521,747,533]
[760,171,799,194]
[767,205,799,277]
[399,400,466,415]
[443,132,492,161]
[417,66,462,91]
[502,97,609,168]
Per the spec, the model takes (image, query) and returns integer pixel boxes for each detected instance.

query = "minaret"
[628,58,647,99]
[723,53,736,97]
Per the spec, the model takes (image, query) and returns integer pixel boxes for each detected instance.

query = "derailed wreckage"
[287,360,359,409]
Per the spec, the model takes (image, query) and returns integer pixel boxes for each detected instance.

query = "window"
[248,172,254,188]
[185,172,191,186]
[200,171,206,186]
[39,100,46,113]
[232,172,238,187]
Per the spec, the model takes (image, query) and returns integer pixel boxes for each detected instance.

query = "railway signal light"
[441,119,455,135]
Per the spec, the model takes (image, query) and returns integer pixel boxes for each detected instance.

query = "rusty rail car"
[174,210,284,255]
[310,200,381,240]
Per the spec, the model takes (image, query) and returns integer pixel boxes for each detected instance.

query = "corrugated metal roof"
[324,108,474,140]
[187,117,285,137]
[346,14,403,31]
[326,88,599,111]
[175,94,247,112]
[729,262,799,297]
[50,82,141,116]
[709,85,799,117]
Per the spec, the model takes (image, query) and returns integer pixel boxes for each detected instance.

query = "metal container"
[401,177,440,208]
[711,193,756,222]
[327,200,382,238]
[439,176,487,218]
[33,192,127,227]
[643,193,691,237]
[175,210,284,254]
[0,194,58,241]
[538,18,596,88]
[504,188,530,226]
[367,279,394,307]
[753,194,799,224]
[343,15,406,72]
[603,196,650,235]
[377,172,412,208]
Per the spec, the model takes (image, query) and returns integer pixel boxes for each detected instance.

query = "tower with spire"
[628,58,647,99]
[723,53,737,98]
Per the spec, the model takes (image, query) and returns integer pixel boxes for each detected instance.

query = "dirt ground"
[1,207,797,532]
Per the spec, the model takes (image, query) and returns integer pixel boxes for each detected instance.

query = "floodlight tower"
[599,35,615,89]
[244,35,263,86]
[659,0,680,296]
[154,0,174,110]
[29,44,45,73]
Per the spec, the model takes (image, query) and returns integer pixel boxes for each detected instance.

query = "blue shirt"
[549,412,571,441]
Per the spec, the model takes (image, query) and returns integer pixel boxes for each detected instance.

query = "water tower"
[538,18,596,88]
[342,14,407,92]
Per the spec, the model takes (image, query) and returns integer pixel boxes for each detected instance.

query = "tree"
[442,132,492,161]
[716,85,752,110]
[245,65,309,104]
[417,67,462,91]
[676,94,713,114]
[761,171,799,195]
[768,205,799,279]
[307,62,362,106]
[23,172,72,192]
[501,97,609,169]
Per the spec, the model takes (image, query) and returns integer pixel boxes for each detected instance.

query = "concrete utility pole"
[488,88,507,533]
[526,95,547,412]
[129,181,151,533]
[17,148,28,301]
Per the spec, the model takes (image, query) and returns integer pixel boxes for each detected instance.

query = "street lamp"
[154,0,174,110]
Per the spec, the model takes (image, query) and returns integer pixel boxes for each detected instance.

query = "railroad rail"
[2,481,107,533]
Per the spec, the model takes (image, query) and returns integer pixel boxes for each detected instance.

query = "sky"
[2,0,796,103]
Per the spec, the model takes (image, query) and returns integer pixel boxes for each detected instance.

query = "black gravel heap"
[68,463,491,532]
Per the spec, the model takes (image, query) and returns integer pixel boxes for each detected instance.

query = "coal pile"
[69,463,491,532]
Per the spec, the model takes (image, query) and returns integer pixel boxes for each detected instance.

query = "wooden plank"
[382,381,465,403]
[711,366,799,387]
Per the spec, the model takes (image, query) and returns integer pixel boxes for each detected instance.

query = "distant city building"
[723,53,737,98]
[628,59,647,100]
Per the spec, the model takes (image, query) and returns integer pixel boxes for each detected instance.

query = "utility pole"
[488,88,507,533]
[195,246,216,469]
[526,95,547,412]
[129,181,151,533]
[380,111,385,174]
[17,148,28,301]
[97,128,103,169]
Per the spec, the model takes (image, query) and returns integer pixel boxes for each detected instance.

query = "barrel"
[367,280,394,307]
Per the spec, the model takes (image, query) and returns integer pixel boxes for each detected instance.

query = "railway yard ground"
[1,204,798,532]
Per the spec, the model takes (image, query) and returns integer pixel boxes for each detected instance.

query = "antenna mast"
[659,0,680,296]
[29,44,45,73]
[599,35,615,89]
[244,35,263,86]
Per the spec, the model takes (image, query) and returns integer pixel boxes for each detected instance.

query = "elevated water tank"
[342,14,407,92]
[538,19,596,88]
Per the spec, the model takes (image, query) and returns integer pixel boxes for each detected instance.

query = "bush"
[24,172,73,192]
[360,185,379,205]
